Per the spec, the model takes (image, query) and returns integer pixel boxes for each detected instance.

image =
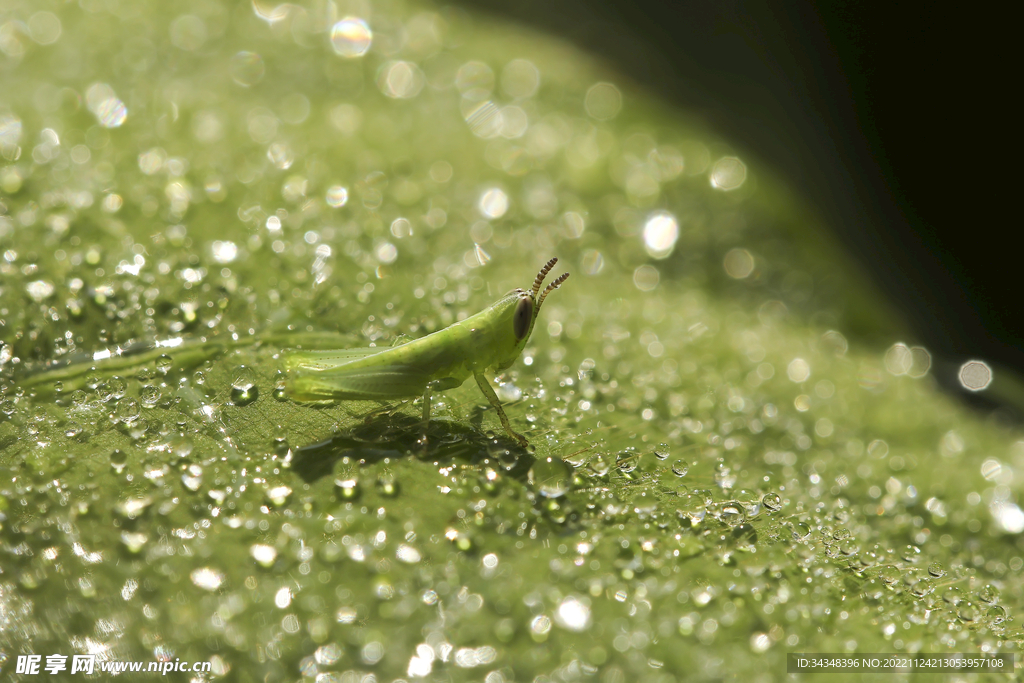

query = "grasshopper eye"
[513,296,533,340]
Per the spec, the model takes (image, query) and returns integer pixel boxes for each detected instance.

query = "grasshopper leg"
[418,380,441,446]
[474,372,529,447]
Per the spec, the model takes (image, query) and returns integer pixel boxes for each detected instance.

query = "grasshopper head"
[494,257,570,370]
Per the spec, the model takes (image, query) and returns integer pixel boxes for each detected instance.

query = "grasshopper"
[283,258,570,446]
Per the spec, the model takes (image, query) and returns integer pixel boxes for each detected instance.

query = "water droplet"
[957,601,978,622]
[588,453,612,476]
[377,60,424,99]
[790,522,810,540]
[584,82,622,120]
[942,586,963,605]
[64,421,83,438]
[267,485,292,506]
[653,444,670,460]
[250,544,277,567]
[750,632,771,653]
[110,449,128,474]
[615,450,639,473]
[478,187,509,219]
[230,365,258,405]
[879,565,901,584]
[761,492,782,511]
[335,475,361,500]
[139,385,161,406]
[530,614,553,639]
[86,83,127,128]
[169,435,194,460]
[677,494,707,526]
[331,17,372,58]
[70,390,88,406]
[710,156,747,191]
[230,51,265,86]
[910,578,932,598]
[977,584,999,604]
[156,354,173,375]
[190,567,224,591]
[832,527,851,542]
[182,464,203,491]
[121,531,149,553]
[116,398,141,424]
[900,544,921,563]
[554,595,591,631]
[986,604,1007,625]
[395,544,421,564]
[377,471,399,497]
[717,502,746,526]
[529,457,572,498]
[642,211,679,259]
[670,460,688,477]
[731,523,758,550]
[927,562,945,578]
[326,185,349,208]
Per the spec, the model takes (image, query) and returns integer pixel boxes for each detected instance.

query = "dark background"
[457,0,1020,414]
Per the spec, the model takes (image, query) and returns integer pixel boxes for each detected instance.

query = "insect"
[282,258,570,447]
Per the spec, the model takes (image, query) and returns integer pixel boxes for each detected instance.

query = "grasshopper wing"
[282,347,382,372]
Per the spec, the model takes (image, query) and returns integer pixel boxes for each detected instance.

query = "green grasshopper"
[283,258,570,446]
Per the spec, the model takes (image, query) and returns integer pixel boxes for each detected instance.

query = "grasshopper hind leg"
[418,380,439,446]
[474,372,529,447]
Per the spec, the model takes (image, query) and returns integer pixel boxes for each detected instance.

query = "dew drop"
[326,185,349,208]
[230,365,258,405]
[250,544,277,567]
[267,485,292,506]
[731,523,758,550]
[230,51,265,86]
[169,435,194,460]
[110,448,128,474]
[156,354,173,375]
[140,385,161,406]
[927,562,945,578]
[717,502,746,526]
[900,544,921,563]
[553,595,591,631]
[529,457,572,498]
[986,604,1007,625]
[587,453,612,476]
[116,398,141,424]
[615,450,639,473]
[121,531,149,553]
[190,567,224,591]
[879,565,901,584]
[957,601,977,622]
[670,460,688,477]
[330,17,372,58]
[942,586,963,605]
[977,584,999,604]
[182,464,203,491]
[478,187,509,219]
[377,471,399,497]
[761,492,782,511]
[335,476,361,500]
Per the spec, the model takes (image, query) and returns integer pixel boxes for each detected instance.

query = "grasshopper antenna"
[531,257,558,299]
[537,272,569,309]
